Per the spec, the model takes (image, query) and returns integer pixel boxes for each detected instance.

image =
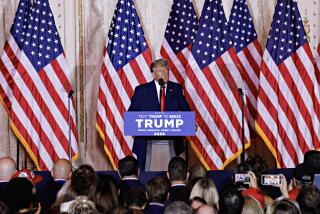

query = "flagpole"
[238,88,245,163]
[68,90,74,164]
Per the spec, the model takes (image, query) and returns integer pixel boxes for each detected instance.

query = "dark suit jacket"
[128,80,191,170]
[128,80,190,112]
[119,178,146,205]
[168,184,190,203]
[144,203,165,214]
[0,181,8,202]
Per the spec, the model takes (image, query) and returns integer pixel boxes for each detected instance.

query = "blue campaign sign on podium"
[124,111,196,136]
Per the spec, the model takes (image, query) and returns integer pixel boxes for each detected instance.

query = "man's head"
[52,158,72,180]
[123,188,147,210]
[218,186,244,214]
[304,150,320,173]
[118,156,139,178]
[71,164,97,196]
[5,178,34,210]
[296,185,320,213]
[151,59,169,84]
[196,205,217,214]
[0,157,16,181]
[164,201,193,214]
[146,176,170,203]
[168,157,188,182]
[293,163,314,185]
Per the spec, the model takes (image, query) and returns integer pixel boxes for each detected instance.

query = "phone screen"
[234,173,250,183]
[261,174,281,185]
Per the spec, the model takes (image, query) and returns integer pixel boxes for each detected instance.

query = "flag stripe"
[258,59,302,165]
[97,86,132,155]
[96,113,120,164]
[52,56,72,94]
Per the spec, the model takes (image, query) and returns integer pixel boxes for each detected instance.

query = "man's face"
[152,66,169,83]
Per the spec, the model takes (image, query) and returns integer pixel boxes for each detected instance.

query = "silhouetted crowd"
[0,151,320,213]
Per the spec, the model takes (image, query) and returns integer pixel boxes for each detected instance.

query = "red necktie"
[160,86,165,112]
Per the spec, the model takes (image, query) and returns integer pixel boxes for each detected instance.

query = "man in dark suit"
[118,156,146,205]
[167,157,190,204]
[0,157,16,202]
[128,59,191,170]
[37,159,72,212]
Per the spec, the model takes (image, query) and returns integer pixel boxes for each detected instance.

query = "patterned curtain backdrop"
[0,0,319,170]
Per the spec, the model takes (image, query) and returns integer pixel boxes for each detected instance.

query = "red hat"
[11,169,43,184]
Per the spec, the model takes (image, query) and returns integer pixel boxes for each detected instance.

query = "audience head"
[168,157,188,182]
[123,188,147,211]
[293,163,314,185]
[118,156,140,178]
[190,196,207,210]
[5,177,34,210]
[188,164,207,190]
[93,174,119,213]
[111,206,132,214]
[71,164,97,197]
[67,196,97,214]
[188,164,207,181]
[0,157,16,181]
[245,155,268,179]
[241,195,264,214]
[296,185,320,213]
[195,205,217,214]
[266,198,301,214]
[11,168,43,184]
[146,176,170,204]
[164,201,193,214]
[219,186,244,214]
[190,177,219,208]
[304,150,320,173]
[52,158,72,180]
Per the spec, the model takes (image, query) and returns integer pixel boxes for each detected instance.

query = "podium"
[124,112,195,171]
[145,140,175,171]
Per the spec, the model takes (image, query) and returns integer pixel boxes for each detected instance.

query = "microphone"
[158,78,165,86]
[68,90,74,98]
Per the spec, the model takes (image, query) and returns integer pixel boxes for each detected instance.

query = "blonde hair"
[189,178,219,207]
[188,164,207,181]
[266,198,301,214]
[67,196,97,214]
[242,195,264,214]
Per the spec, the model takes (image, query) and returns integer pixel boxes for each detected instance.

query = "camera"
[234,173,250,183]
[261,174,281,185]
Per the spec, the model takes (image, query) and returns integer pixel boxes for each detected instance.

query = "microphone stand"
[68,90,74,164]
[238,88,245,163]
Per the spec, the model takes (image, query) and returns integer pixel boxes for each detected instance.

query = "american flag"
[96,0,153,169]
[255,0,320,167]
[184,0,250,169]
[0,0,78,170]
[160,0,198,84]
[229,0,262,126]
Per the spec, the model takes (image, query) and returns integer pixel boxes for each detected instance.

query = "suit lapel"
[149,81,161,108]
[165,81,173,110]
